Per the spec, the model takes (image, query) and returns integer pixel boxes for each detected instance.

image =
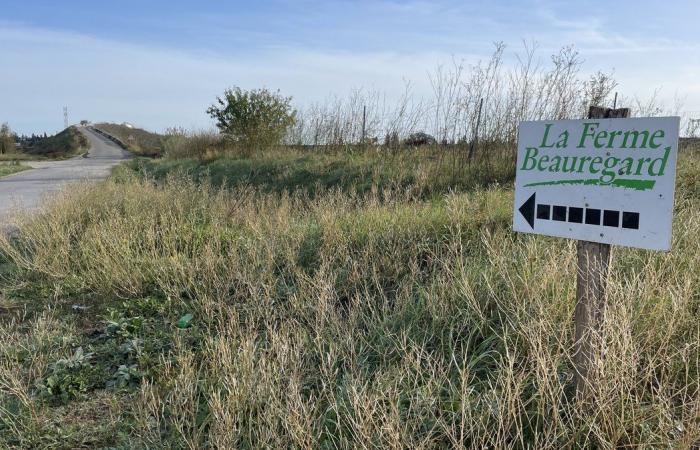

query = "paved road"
[0,127,130,218]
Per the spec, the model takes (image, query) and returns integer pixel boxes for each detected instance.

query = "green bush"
[207,87,296,150]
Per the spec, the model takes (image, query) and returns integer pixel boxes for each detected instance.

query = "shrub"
[0,123,15,155]
[404,131,437,147]
[207,87,296,150]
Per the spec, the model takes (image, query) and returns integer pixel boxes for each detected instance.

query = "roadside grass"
[0,162,30,178]
[0,154,44,162]
[0,150,698,447]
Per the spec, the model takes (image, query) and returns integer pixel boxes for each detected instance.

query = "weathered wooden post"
[573,105,630,397]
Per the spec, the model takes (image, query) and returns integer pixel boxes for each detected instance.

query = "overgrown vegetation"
[0,161,30,178]
[123,144,514,197]
[0,145,699,448]
[18,126,88,159]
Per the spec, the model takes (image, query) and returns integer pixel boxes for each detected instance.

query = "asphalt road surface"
[0,127,130,218]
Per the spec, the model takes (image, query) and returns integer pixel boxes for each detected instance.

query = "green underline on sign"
[524,178,656,191]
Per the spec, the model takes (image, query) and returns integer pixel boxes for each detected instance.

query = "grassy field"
[0,144,698,448]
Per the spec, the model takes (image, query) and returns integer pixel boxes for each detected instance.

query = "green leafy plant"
[36,347,94,402]
[107,364,143,389]
[104,313,143,340]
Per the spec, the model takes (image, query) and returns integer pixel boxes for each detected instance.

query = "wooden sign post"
[573,106,630,397]
[512,107,680,397]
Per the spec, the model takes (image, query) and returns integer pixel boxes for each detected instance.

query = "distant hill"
[93,123,165,157]
[19,126,88,158]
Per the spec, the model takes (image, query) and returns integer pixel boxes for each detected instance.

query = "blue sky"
[1,0,699,134]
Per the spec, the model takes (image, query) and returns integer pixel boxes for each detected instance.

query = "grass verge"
[0,162,30,178]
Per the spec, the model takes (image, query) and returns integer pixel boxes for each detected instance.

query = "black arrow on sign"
[519,192,536,229]
[518,192,641,231]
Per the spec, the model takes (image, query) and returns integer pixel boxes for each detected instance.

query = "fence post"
[467,97,483,163]
[361,105,366,145]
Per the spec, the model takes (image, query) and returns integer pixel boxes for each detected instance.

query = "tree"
[207,87,296,149]
[0,123,15,155]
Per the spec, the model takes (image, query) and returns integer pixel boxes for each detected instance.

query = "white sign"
[513,117,680,251]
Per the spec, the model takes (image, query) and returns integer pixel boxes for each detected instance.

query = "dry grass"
[0,152,698,447]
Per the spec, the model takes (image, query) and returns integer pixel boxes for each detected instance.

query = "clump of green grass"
[0,166,698,448]
[0,162,30,178]
[0,154,43,162]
